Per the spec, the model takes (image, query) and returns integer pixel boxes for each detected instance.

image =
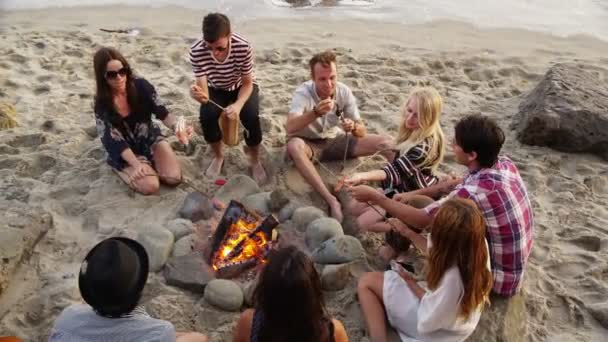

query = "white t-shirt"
[288,80,361,139]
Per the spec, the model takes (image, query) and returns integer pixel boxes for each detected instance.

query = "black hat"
[78,237,149,317]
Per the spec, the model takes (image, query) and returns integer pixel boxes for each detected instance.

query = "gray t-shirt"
[48,304,175,342]
[288,80,361,139]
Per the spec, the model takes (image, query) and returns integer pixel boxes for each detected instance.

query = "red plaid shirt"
[424,156,534,296]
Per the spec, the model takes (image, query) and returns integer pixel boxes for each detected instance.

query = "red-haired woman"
[357,198,493,342]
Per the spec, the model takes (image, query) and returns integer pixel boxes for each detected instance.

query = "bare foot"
[251,161,267,184]
[328,197,344,223]
[205,157,224,177]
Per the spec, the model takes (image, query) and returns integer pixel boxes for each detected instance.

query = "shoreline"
[1,4,608,43]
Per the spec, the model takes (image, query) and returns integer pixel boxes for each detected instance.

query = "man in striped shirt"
[350,115,534,296]
[189,13,266,183]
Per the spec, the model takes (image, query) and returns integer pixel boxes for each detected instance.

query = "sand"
[1,5,608,341]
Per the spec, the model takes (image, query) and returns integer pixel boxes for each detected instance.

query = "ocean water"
[1,0,607,41]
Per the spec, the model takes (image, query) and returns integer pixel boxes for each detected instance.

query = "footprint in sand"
[7,133,46,148]
[34,84,51,95]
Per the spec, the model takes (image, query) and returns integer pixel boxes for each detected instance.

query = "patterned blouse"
[382,136,440,193]
[94,77,168,171]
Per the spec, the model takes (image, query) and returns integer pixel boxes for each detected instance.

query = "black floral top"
[94,78,169,171]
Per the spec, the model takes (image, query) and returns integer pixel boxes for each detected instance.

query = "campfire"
[209,200,279,277]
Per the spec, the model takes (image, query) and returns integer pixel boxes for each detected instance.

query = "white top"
[288,80,360,139]
[383,237,488,342]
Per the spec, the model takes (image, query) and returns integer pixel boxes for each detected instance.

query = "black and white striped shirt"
[189,33,255,91]
[382,137,440,193]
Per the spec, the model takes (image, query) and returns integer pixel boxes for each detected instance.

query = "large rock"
[305,217,344,251]
[321,264,350,291]
[136,224,175,272]
[163,253,215,293]
[468,292,527,341]
[588,302,608,329]
[514,63,608,160]
[204,279,244,312]
[214,175,261,204]
[292,206,326,232]
[312,236,365,264]
[178,192,215,222]
[0,201,53,295]
[241,192,271,216]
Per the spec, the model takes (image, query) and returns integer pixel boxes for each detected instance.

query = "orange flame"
[212,218,271,271]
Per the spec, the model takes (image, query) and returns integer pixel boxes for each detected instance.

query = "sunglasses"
[105,67,129,80]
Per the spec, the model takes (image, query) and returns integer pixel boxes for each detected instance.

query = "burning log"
[209,200,279,277]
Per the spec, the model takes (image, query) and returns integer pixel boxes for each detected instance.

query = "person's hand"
[190,84,208,104]
[439,171,460,183]
[393,192,414,204]
[313,98,334,117]
[344,172,366,186]
[224,103,242,120]
[128,161,147,181]
[348,185,384,203]
[387,218,414,239]
[352,121,367,138]
[341,118,355,133]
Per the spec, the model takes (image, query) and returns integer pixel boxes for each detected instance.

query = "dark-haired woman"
[233,246,348,342]
[357,198,493,342]
[93,47,191,195]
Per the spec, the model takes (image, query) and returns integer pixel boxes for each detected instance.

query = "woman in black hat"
[48,237,208,342]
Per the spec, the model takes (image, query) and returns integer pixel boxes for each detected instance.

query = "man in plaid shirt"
[350,114,533,296]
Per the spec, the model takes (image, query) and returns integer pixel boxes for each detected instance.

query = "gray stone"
[1,201,53,295]
[312,236,365,264]
[321,264,350,291]
[292,206,326,232]
[269,189,290,212]
[163,253,215,293]
[204,279,244,312]
[241,192,271,216]
[214,175,260,204]
[588,302,608,329]
[172,234,195,257]
[278,202,298,223]
[514,63,608,160]
[178,192,215,222]
[468,292,527,341]
[243,278,258,307]
[305,217,344,251]
[136,224,174,272]
[166,218,194,240]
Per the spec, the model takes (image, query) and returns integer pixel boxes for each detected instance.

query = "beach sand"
[1,5,608,341]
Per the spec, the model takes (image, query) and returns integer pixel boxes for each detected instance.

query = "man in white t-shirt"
[286,50,393,222]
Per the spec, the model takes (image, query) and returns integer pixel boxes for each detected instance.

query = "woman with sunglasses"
[93,47,191,194]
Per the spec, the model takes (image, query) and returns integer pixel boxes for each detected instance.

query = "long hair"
[93,47,141,127]
[426,198,493,320]
[395,87,445,171]
[253,246,329,342]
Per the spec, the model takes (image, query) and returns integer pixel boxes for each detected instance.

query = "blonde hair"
[395,87,445,171]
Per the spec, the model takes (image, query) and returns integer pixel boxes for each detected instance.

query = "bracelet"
[313,106,321,117]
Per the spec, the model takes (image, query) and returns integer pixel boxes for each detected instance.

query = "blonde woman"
[345,87,445,232]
